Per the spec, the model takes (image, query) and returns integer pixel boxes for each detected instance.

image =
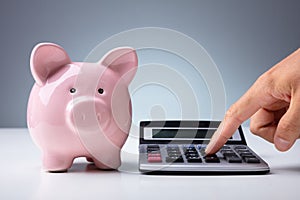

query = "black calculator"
[139,120,270,174]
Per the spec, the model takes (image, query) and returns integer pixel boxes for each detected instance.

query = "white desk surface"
[1,127,300,200]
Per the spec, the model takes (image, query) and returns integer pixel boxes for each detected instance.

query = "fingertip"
[274,136,292,152]
[205,135,225,155]
[205,142,213,154]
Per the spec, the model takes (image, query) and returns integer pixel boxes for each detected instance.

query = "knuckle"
[225,105,243,124]
[257,69,272,83]
[279,120,297,132]
[256,72,274,92]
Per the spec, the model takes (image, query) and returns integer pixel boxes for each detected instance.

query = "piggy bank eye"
[70,88,76,94]
[98,88,104,94]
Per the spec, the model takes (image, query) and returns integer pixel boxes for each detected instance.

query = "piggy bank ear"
[30,43,71,86]
[101,47,138,84]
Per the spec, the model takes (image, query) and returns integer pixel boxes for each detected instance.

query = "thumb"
[274,91,300,151]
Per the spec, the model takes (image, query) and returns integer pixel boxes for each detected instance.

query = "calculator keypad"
[145,144,261,164]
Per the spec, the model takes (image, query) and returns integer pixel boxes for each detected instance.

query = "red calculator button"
[148,156,162,163]
[148,153,161,157]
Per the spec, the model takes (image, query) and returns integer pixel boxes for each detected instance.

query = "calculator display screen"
[141,121,243,142]
[152,128,217,139]
[144,127,239,141]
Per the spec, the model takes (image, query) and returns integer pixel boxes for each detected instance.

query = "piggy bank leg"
[42,153,74,172]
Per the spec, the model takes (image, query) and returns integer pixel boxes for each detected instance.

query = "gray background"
[1,0,300,127]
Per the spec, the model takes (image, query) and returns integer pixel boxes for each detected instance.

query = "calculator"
[139,120,270,174]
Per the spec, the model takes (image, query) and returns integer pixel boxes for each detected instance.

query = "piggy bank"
[27,42,138,172]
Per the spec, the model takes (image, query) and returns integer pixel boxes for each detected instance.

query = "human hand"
[205,48,300,154]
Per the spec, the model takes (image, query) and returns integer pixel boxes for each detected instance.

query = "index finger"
[205,87,261,154]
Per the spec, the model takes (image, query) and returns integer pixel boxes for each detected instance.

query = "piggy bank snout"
[67,98,111,132]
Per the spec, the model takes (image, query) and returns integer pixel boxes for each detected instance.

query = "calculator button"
[147,150,161,154]
[185,153,199,157]
[147,145,160,153]
[168,153,182,157]
[221,146,231,150]
[234,146,247,150]
[167,146,180,151]
[147,145,160,148]
[167,152,180,155]
[204,154,220,163]
[147,145,159,149]
[166,156,184,163]
[148,156,162,163]
[184,146,196,150]
[147,149,159,152]
[244,157,260,163]
[184,149,197,153]
[226,156,242,163]
[185,152,198,157]
[185,152,199,156]
[167,149,180,152]
[239,152,253,157]
[167,150,180,153]
[241,155,256,159]
[187,157,202,163]
[236,149,251,154]
[148,153,161,157]
[220,150,235,154]
[223,152,238,158]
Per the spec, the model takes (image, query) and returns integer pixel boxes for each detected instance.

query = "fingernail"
[275,137,290,151]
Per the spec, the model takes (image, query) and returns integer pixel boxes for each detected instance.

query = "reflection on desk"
[0,128,299,200]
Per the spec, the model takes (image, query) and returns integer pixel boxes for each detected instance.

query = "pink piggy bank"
[27,43,138,172]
